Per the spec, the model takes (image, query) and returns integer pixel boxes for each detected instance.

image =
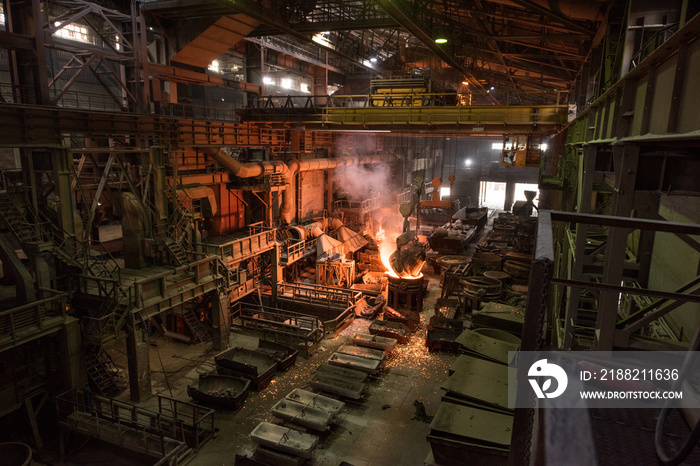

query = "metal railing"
[629,22,680,70]
[202,223,276,262]
[283,282,362,309]
[231,302,324,344]
[56,389,188,459]
[50,87,129,112]
[281,238,305,265]
[132,256,234,314]
[333,194,381,215]
[0,293,68,349]
[82,312,118,345]
[156,395,215,452]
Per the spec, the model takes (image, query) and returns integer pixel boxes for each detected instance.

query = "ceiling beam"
[373,0,497,102]
[249,17,401,36]
[492,33,588,41]
[508,0,596,37]
[504,55,578,73]
[428,2,584,34]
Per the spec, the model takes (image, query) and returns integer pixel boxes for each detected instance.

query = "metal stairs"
[181,304,211,343]
[86,348,123,397]
[167,239,189,266]
[0,192,45,244]
[162,185,194,266]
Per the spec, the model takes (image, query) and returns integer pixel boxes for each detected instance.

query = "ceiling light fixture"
[370,57,378,63]
[435,37,448,44]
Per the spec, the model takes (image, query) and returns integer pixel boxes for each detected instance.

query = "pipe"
[329,218,344,230]
[202,147,288,178]
[286,225,307,241]
[204,147,396,225]
[306,224,324,238]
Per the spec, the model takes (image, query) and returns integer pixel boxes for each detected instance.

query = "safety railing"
[156,395,215,452]
[284,282,362,309]
[82,312,118,346]
[333,194,381,215]
[132,256,232,315]
[202,223,276,262]
[0,293,68,350]
[280,238,305,265]
[629,22,680,70]
[56,389,187,459]
[49,87,130,113]
[231,302,324,345]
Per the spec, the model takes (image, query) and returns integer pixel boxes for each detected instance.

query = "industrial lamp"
[435,37,448,44]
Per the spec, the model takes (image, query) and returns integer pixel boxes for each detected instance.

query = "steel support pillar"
[595,144,639,350]
[52,148,77,251]
[504,181,516,212]
[150,146,168,224]
[4,0,49,105]
[58,316,81,391]
[563,146,596,349]
[126,313,151,402]
[211,290,231,351]
[270,246,281,307]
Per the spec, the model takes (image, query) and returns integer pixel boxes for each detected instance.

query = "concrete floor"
[134,271,456,466]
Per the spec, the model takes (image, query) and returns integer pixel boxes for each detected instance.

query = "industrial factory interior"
[2,0,700,464]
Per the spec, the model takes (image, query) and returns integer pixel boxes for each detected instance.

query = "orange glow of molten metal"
[380,239,399,278]
[379,232,424,279]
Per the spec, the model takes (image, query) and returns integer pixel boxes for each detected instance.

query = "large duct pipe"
[202,147,288,178]
[204,147,396,225]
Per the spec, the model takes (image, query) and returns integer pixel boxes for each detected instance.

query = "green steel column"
[595,144,639,350]
[52,148,77,247]
[59,316,81,390]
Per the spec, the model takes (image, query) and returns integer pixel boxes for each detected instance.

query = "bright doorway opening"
[479,181,506,211]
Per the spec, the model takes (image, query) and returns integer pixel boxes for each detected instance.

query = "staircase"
[86,348,122,397]
[162,185,194,266]
[182,305,211,343]
[0,192,44,244]
[167,239,189,266]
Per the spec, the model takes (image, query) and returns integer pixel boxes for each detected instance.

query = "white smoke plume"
[333,163,392,201]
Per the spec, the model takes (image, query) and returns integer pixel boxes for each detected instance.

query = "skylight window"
[54,22,89,43]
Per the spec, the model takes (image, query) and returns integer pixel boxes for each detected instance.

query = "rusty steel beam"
[0,30,35,50]
[249,17,401,36]
[509,0,595,37]
[0,104,298,148]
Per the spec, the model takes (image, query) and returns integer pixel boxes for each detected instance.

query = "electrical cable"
[655,326,700,465]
